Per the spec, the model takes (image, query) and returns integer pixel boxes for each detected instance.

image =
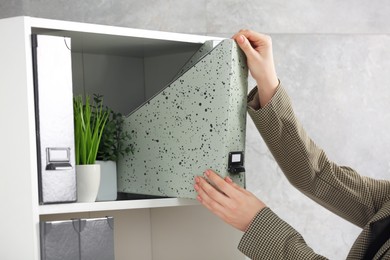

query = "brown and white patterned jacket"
[238,84,390,259]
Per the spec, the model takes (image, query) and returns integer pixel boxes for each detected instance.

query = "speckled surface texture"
[174,40,215,79]
[117,39,248,198]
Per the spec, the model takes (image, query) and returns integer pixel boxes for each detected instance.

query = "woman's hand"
[194,169,266,232]
[232,29,279,107]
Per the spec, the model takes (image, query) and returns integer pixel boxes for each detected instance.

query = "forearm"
[255,69,279,108]
[247,84,390,227]
[238,207,327,260]
[247,84,320,194]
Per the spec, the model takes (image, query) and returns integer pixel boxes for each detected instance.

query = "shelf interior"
[31,23,210,205]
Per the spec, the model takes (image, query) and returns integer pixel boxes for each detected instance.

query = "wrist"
[257,77,278,92]
[256,67,278,90]
[256,73,278,107]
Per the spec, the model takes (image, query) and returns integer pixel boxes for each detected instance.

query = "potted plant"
[94,94,134,201]
[73,94,108,202]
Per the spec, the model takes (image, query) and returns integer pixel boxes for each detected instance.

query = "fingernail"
[195,176,200,183]
[205,170,210,176]
[196,195,202,202]
[238,35,245,43]
[194,184,199,191]
[226,176,233,183]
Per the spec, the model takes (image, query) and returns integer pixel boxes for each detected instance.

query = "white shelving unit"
[0,16,245,260]
[39,198,199,215]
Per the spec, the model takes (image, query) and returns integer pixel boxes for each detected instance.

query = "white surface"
[29,16,222,58]
[39,198,199,215]
[76,164,101,202]
[28,16,220,46]
[0,16,40,260]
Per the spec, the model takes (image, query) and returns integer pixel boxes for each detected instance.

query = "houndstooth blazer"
[238,83,390,259]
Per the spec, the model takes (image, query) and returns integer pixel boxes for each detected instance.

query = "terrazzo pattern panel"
[174,40,216,81]
[117,39,248,198]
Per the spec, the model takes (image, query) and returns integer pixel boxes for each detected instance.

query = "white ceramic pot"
[96,160,117,201]
[76,164,101,202]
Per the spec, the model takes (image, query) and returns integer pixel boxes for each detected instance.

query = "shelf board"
[39,198,199,215]
[28,16,223,57]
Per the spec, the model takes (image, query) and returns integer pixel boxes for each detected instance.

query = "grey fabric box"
[40,217,114,260]
[80,217,115,260]
[40,219,80,260]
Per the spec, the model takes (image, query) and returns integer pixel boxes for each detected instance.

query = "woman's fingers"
[195,174,232,208]
[195,176,227,214]
[232,29,279,106]
[195,171,266,232]
[234,34,259,59]
[233,29,272,45]
[203,169,240,198]
[225,176,247,193]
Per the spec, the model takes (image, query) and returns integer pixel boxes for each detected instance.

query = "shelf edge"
[39,198,200,215]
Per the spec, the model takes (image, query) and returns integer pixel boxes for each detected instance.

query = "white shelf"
[28,16,219,44]
[29,16,223,57]
[39,198,200,215]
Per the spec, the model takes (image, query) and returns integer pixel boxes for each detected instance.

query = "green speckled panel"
[117,39,248,199]
[174,40,216,80]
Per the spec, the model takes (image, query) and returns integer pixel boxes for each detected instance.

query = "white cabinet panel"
[151,206,245,260]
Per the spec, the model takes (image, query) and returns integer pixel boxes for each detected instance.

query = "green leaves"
[73,95,109,165]
[94,94,134,162]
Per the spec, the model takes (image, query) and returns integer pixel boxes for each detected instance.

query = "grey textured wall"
[2,1,390,259]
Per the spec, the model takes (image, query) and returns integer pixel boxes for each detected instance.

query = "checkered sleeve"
[246,83,390,228]
[238,207,327,259]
